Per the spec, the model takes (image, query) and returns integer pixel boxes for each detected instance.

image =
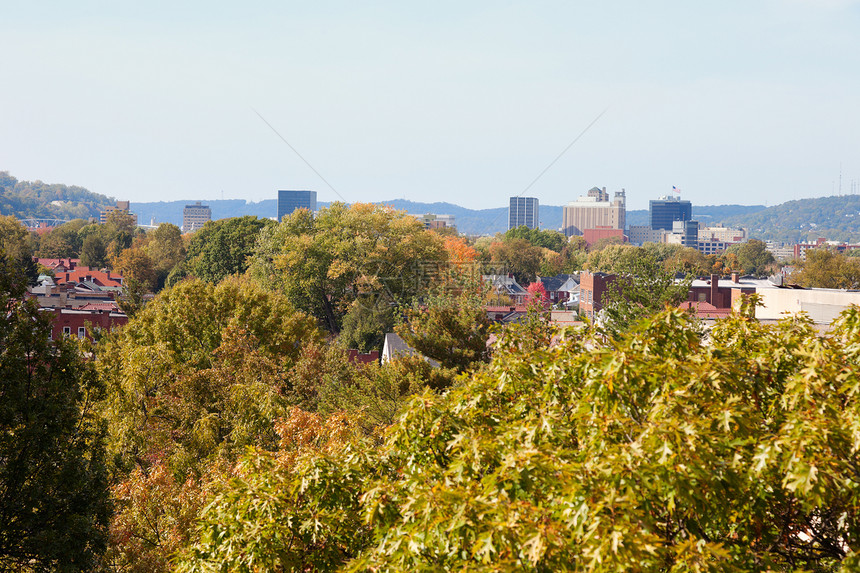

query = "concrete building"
[698,224,745,243]
[562,187,626,237]
[100,200,137,225]
[277,190,317,221]
[415,213,455,230]
[509,197,539,230]
[182,202,211,232]
[755,287,860,324]
[665,220,699,248]
[649,197,691,231]
[627,225,667,246]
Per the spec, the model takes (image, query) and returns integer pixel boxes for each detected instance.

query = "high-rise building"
[509,197,539,230]
[100,200,138,226]
[278,190,317,221]
[562,187,625,237]
[649,197,692,231]
[183,202,211,232]
[666,220,699,247]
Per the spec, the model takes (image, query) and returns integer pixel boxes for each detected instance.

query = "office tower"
[100,200,138,226]
[183,202,211,232]
[649,197,692,231]
[562,187,626,237]
[509,197,539,230]
[278,190,317,221]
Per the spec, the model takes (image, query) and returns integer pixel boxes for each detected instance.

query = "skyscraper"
[182,201,211,232]
[649,197,692,231]
[278,190,317,221]
[562,187,626,237]
[509,197,539,230]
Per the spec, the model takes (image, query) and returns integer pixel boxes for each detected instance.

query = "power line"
[253,108,348,203]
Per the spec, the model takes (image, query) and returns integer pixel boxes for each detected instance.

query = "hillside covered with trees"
[0,171,114,221]
[723,195,860,244]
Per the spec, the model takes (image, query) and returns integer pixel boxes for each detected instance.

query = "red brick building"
[42,307,128,341]
[578,271,615,321]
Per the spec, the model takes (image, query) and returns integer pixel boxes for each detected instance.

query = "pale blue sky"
[2,1,858,211]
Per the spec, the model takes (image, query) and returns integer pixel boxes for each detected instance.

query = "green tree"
[250,203,445,333]
[790,248,860,289]
[80,233,108,269]
[144,223,186,289]
[504,225,568,252]
[96,277,321,571]
[0,252,110,570]
[396,279,491,372]
[0,215,37,283]
[178,305,860,571]
[599,251,692,332]
[186,216,273,284]
[489,237,543,285]
[723,238,776,276]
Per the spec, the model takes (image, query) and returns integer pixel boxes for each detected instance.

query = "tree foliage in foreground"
[179,303,860,571]
[0,252,110,570]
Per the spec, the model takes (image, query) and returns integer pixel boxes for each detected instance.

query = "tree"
[144,223,186,289]
[599,251,692,332]
[186,216,273,284]
[250,203,446,333]
[504,226,568,252]
[111,246,157,292]
[489,238,543,285]
[723,239,776,276]
[0,252,110,570]
[96,277,321,571]
[0,215,37,284]
[80,233,108,269]
[790,249,860,289]
[177,305,860,571]
[396,278,491,372]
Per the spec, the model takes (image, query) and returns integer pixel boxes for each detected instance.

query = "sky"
[2,1,859,211]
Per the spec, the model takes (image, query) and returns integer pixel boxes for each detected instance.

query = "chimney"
[710,273,719,305]
[731,272,740,284]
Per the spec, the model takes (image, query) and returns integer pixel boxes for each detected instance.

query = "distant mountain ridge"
[131,198,767,236]
[4,171,858,242]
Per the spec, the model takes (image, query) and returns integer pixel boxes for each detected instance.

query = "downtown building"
[649,196,692,230]
[562,187,626,238]
[509,197,539,230]
[278,190,317,221]
[182,202,211,232]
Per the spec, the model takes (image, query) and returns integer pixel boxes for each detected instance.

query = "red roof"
[54,267,123,288]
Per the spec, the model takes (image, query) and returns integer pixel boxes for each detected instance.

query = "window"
[78,326,86,338]
[63,326,71,336]
[698,293,707,302]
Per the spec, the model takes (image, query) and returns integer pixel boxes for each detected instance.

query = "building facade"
[100,200,138,225]
[649,197,692,231]
[509,197,539,230]
[627,225,667,246]
[578,270,615,321]
[277,190,317,221]
[665,220,699,248]
[182,202,211,232]
[562,187,626,237]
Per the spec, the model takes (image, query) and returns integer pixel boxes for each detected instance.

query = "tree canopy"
[0,252,110,570]
[176,304,860,571]
[250,203,446,333]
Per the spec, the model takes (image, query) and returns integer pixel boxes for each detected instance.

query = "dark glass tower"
[509,197,539,230]
[649,198,692,231]
[278,190,317,221]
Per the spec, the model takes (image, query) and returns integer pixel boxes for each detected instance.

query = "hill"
[722,195,860,244]
[0,171,114,221]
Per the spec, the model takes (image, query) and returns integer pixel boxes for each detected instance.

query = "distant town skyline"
[2,1,859,211]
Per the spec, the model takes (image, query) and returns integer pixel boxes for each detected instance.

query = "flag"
[672,186,681,194]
